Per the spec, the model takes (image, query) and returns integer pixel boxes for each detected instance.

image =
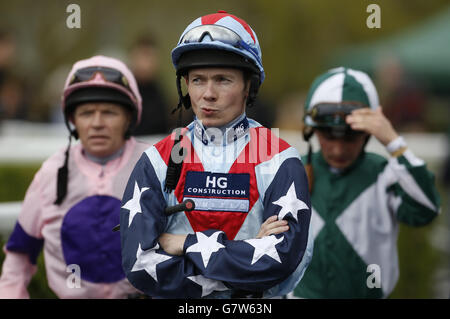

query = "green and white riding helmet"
[303,67,379,140]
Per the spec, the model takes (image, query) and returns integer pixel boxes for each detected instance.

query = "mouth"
[332,157,349,163]
[89,135,109,142]
[201,107,218,116]
[329,157,352,168]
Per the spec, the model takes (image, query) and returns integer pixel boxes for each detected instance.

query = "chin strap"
[172,75,191,115]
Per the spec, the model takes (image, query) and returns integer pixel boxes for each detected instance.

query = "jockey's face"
[186,67,249,128]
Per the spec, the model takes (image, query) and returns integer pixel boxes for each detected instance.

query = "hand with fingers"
[346,106,399,146]
[159,233,187,256]
[256,215,290,238]
[158,216,289,255]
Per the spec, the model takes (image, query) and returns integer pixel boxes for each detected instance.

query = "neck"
[329,166,343,174]
[83,146,125,165]
[208,112,246,131]
[194,113,249,146]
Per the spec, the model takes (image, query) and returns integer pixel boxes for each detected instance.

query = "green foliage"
[389,222,440,298]
[28,253,58,298]
[0,164,56,298]
[0,237,57,298]
[0,164,40,201]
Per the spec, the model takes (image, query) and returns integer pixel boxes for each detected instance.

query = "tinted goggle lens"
[316,126,365,140]
[69,67,131,93]
[309,102,367,126]
[180,25,242,47]
[308,102,369,139]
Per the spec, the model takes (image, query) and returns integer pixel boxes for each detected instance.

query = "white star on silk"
[272,182,309,222]
[122,181,149,227]
[187,275,228,297]
[245,235,284,265]
[186,231,225,268]
[131,243,171,282]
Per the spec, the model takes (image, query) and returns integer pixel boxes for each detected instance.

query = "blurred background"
[0,0,448,298]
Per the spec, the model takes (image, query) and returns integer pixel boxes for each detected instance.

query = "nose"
[91,111,104,127]
[329,140,348,157]
[203,81,217,101]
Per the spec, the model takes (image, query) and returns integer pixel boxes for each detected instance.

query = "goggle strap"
[238,40,260,62]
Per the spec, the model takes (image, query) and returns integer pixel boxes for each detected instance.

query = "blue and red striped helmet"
[172,11,265,84]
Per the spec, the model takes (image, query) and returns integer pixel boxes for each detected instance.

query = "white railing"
[0,202,21,238]
[1,120,447,163]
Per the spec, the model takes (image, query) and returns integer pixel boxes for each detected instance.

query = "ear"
[244,78,251,96]
[124,110,132,131]
[68,113,76,126]
[127,110,132,124]
[68,115,79,139]
[183,74,190,96]
[245,74,260,107]
[242,72,251,101]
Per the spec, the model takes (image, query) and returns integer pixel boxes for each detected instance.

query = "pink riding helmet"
[62,55,142,126]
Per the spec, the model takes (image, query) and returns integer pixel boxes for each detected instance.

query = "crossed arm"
[159,215,289,256]
[121,151,311,297]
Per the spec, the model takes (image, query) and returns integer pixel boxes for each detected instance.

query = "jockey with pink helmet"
[62,55,142,140]
[0,55,149,298]
[54,55,144,204]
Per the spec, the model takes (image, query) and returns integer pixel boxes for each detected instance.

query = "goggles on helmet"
[69,66,134,97]
[179,24,260,60]
[308,102,368,127]
[308,102,369,139]
[315,126,366,140]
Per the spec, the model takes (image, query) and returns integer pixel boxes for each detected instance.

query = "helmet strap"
[303,125,314,142]
[246,73,260,108]
[71,129,79,139]
[174,75,191,111]
[64,111,79,140]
